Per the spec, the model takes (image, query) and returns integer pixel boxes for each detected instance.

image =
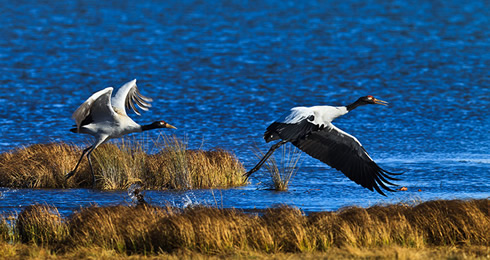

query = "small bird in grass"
[245,96,401,196]
[66,79,176,187]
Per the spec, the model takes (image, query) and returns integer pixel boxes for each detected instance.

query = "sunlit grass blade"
[254,143,302,191]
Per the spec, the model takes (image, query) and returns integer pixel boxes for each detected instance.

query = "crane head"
[152,121,177,129]
[363,95,388,106]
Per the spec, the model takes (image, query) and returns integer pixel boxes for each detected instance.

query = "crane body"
[246,96,401,196]
[66,79,176,187]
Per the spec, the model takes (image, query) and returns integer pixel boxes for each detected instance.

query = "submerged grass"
[262,143,302,191]
[254,143,302,191]
[0,135,247,190]
[0,199,487,258]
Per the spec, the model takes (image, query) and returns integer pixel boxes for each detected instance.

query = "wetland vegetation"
[0,198,488,259]
[0,136,246,190]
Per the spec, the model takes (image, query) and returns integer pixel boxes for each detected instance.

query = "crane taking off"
[66,79,176,187]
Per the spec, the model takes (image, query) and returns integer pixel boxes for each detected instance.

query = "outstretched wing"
[291,123,401,196]
[264,107,319,142]
[111,79,152,116]
[72,87,114,132]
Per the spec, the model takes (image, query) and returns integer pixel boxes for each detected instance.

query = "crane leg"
[245,140,288,178]
[66,136,107,188]
[65,145,93,180]
[86,152,96,188]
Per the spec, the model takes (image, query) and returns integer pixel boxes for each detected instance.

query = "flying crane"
[245,95,401,195]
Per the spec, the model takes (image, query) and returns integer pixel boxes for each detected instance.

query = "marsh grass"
[92,139,147,190]
[256,143,302,191]
[0,143,91,188]
[0,216,12,243]
[148,134,192,189]
[1,198,487,257]
[144,135,247,190]
[0,135,247,190]
[15,205,69,247]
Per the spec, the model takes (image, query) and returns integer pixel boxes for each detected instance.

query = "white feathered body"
[71,79,152,144]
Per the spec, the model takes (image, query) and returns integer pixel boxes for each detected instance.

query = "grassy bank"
[0,136,246,190]
[0,199,488,258]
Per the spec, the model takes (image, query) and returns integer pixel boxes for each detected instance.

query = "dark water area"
[0,0,488,216]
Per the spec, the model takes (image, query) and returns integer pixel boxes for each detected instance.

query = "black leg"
[87,152,96,188]
[65,145,93,180]
[245,140,287,178]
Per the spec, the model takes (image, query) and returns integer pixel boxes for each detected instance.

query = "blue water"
[0,0,488,216]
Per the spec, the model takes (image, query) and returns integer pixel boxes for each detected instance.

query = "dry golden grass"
[144,135,246,190]
[15,204,69,247]
[0,199,487,259]
[0,216,11,243]
[0,143,92,188]
[91,140,148,190]
[260,143,302,191]
[0,136,247,190]
[0,242,487,259]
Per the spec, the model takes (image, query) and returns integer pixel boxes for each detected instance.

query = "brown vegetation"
[0,199,487,258]
[0,136,246,190]
[259,143,302,191]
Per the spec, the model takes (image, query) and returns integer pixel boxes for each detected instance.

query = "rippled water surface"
[0,0,488,215]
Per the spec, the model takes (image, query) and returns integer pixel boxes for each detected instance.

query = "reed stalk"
[256,143,302,191]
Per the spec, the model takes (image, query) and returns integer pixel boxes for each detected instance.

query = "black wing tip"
[370,167,402,196]
[124,84,153,116]
[381,168,404,176]
[377,165,403,181]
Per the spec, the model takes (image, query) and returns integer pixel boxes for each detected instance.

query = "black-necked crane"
[245,95,401,196]
[65,79,176,187]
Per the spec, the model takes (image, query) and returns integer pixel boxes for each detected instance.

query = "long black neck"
[346,99,366,112]
[141,122,159,131]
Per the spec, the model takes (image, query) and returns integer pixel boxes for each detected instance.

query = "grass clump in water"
[91,139,148,190]
[144,135,246,190]
[0,216,12,243]
[0,143,90,188]
[256,143,302,191]
[0,135,247,190]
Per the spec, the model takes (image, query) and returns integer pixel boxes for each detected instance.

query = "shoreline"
[0,198,487,258]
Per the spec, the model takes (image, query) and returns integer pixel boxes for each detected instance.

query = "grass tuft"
[0,143,91,188]
[256,143,302,191]
[0,135,247,190]
[15,204,68,247]
[143,135,246,190]
[0,216,12,243]
[92,141,147,190]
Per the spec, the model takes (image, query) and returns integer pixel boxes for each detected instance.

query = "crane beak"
[373,98,388,106]
[166,123,177,129]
